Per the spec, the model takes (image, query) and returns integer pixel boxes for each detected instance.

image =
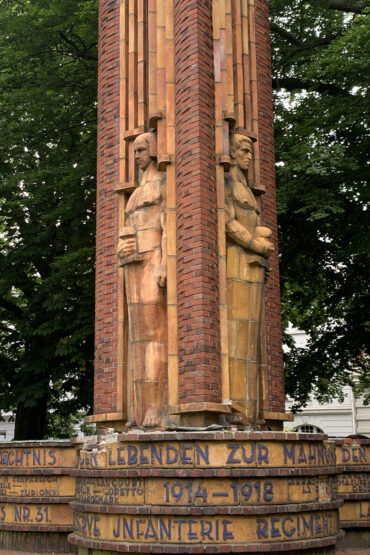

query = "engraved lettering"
[227,444,241,464]
[222,520,234,540]
[150,445,163,465]
[284,444,296,464]
[117,447,125,465]
[188,520,197,540]
[242,444,255,463]
[144,519,158,539]
[33,450,41,466]
[108,449,116,466]
[257,518,268,538]
[271,517,281,538]
[201,520,213,540]
[181,445,192,465]
[282,516,295,537]
[302,515,314,535]
[123,518,134,539]
[195,444,209,465]
[298,446,307,464]
[139,446,149,465]
[174,519,186,541]
[258,444,269,464]
[159,519,171,540]
[166,446,179,465]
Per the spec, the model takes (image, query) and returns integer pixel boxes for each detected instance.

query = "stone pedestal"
[69,432,342,554]
[0,441,76,553]
[335,437,370,548]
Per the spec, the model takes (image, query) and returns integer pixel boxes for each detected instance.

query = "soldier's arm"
[225,193,273,257]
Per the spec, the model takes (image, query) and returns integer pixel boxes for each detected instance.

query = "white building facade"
[284,329,370,437]
[0,413,15,441]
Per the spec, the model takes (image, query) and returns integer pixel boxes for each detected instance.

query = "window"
[294,425,324,434]
[0,432,6,440]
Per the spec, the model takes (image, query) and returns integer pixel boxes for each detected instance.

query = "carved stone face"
[230,135,253,170]
[134,136,152,171]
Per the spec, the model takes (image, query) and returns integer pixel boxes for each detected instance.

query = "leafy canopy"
[0,0,98,438]
[271,0,370,409]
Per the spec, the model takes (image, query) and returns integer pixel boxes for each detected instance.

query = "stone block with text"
[0,441,77,553]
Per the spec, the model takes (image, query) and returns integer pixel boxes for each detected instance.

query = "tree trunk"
[14,396,48,440]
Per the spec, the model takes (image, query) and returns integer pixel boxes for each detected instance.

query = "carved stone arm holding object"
[117,226,137,260]
[225,197,274,259]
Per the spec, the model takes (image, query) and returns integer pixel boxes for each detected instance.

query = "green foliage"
[0,0,98,438]
[271,0,370,409]
[47,410,96,440]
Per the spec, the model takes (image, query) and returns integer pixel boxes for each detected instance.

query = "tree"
[270,0,370,409]
[0,0,98,439]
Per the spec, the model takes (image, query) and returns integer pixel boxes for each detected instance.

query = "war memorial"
[0,0,369,553]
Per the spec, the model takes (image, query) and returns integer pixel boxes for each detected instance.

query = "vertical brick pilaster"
[94,0,120,417]
[255,0,285,414]
[174,0,222,407]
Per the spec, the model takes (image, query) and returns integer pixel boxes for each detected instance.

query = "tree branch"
[305,0,368,14]
[0,298,24,318]
[58,31,98,62]
[270,22,302,46]
[272,76,350,96]
[271,22,340,51]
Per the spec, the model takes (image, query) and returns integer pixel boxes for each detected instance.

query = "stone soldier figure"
[225,133,274,427]
[117,132,167,429]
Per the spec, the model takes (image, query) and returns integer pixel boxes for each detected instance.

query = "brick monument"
[0,2,368,553]
[90,0,288,434]
[73,1,343,553]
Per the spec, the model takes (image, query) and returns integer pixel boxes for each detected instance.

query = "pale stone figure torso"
[117,133,167,428]
[225,134,274,427]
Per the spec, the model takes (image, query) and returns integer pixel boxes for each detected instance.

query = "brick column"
[255,0,285,416]
[93,0,121,419]
[174,0,224,420]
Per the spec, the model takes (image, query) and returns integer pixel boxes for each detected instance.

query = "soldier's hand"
[251,238,274,258]
[157,266,167,288]
[117,237,137,258]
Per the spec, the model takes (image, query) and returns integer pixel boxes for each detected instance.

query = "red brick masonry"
[174,0,221,405]
[94,0,120,415]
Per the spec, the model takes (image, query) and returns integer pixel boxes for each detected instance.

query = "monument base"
[0,440,76,554]
[338,528,370,549]
[70,431,342,554]
[0,530,76,553]
[74,543,338,555]
[335,437,370,549]
[85,409,295,433]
